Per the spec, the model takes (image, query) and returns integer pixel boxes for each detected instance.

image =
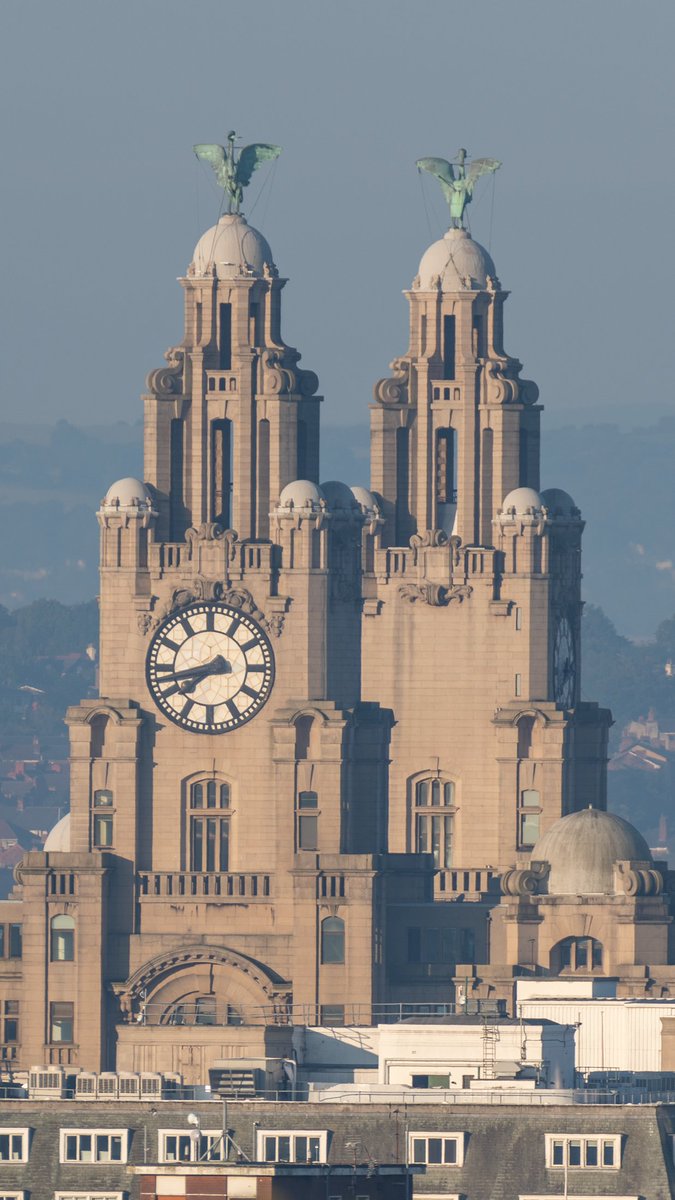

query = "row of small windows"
[0,1129,624,1170]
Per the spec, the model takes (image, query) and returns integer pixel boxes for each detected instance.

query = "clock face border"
[553,613,576,709]
[146,601,275,735]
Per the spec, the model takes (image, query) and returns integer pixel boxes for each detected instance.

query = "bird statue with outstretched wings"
[194,131,282,214]
[416,149,501,228]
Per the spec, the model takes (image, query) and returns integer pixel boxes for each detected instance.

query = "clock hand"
[169,655,233,684]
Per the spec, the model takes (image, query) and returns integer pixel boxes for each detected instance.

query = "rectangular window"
[211,418,233,528]
[545,1134,620,1169]
[218,303,232,370]
[320,1005,345,1027]
[0,1131,29,1163]
[443,315,456,379]
[2,1001,19,1045]
[408,1133,464,1167]
[50,1001,74,1044]
[59,1131,129,1165]
[416,812,453,868]
[515,606,522,630]
[7,927,21,960]
[93,813,113,849]
[257,1131,327,1164]
[515,673,522,697]
[190,816,229,872]
[297,790,318,851]
[159,1130,226,1163]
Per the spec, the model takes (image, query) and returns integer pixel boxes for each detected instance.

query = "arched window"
[551,936,603,973]
[50,914,75,962]
[413,778,456,868]
[517,716,535,759]
[321,916,345,964]
[90,715,109,759]
[189,779,230,872]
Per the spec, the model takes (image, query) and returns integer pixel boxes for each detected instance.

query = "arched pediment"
[113,944,291,1022]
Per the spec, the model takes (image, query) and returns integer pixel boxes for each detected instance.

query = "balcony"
[435,868,497,900]
[138,871,273,901]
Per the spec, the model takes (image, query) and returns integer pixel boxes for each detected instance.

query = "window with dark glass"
[443,315,456,378]
[50,1000,74,1044]
[189,780,230,872]
[553,936,603,973]
[8,926,21,959]
[2,1001,18,1044]
[414,779,455,868]
[321,916,345,964]
[211,418,233,528]
[297,791,318,851]
[218,303,232,370]
[50,914,75,962]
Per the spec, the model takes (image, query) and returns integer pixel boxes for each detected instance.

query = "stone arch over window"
[50,913,75,961]
[183,773,233,873]
[550,935,603,974]
[321,916,345,964]
[408,772,458,869]
[115,945,289,1028]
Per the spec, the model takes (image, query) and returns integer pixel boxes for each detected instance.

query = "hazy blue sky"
[1,0,674,433]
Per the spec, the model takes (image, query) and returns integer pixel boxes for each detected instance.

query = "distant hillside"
[2,416,675,638]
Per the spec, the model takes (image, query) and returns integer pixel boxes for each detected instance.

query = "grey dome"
[320,480,359,511]
[101,477,152,512]
[541,488,578,518]
[417,227,497,291]
[277,480,325,510]
[533,808,652,896]
[192,213,275,279]
[44,812,71,853]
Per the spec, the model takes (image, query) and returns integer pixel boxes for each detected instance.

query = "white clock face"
[146,602,274,734]
[553,615,576,709]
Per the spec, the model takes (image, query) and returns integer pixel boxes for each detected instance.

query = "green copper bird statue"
[194,131,282,214]
[416,148,501,228]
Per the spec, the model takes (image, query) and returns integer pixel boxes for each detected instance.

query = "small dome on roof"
[277,480,325,510]
[500,487,543,516]
[541,488,578,518]
[191,213,275,279]
[101,478,152,511]
[321,480,359,511]
[351,486,380,516]
[417,227,497,292]
[44,812,70,853]
[533,808,652,896]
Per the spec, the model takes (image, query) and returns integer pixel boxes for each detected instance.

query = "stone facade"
[1,198,674,1080]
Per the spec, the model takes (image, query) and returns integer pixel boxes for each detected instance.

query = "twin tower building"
[6,165,675,1082]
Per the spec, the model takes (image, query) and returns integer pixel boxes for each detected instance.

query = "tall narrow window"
[480,426,493,545]
[249,300,261,346]
[92,789,114,849]
[50,1001,74,1044]
[258,418,270,539]
[321,916,345,964]
[169,418,184,541]
[414,778,455,868]
[435,429,456,505]
[472,313,486,357]
[51,915,75,962]
[189,780,230,872]
[297,791,318,851]
[518,788,541,848]
[519,426,529,487]
[443,315,456,379]
[211,418,233,528]
[218,303,232,370]
[395,425,410,544]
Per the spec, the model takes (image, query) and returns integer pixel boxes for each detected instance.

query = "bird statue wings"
[194,133,282,214]
[416,150,501,228]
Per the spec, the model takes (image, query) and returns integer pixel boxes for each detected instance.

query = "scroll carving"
[374,358,410,406]
[146,346,185,398]
[398,582,472,607]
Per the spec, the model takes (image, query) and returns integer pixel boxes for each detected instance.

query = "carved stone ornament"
[399,582,473,607]
[261,349,319,397]
[501,862,549,897]
[146,346,185,398]
[410,529,449,552]
[185,524,239,564]
[374,358,410,406]
[614,861,663,897]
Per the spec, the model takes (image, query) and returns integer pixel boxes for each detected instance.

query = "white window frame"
[0,1130,30,1164]
[0,1192,26,1199]
[255,1130,328,1164]
[521,1196,638,1200]
[544,1133,621,1170]
[158,1129,227,1163]
[407,1132,465,1167]
[59,1130,129,1165]
[55,1194,124,1200]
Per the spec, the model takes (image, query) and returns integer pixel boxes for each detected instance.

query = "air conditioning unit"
[118,1073,140,1099]
[96,1072,119,1099]
[75,1072,98,1100]
[28,1065,68,1099]
[139,1072,162,1099]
